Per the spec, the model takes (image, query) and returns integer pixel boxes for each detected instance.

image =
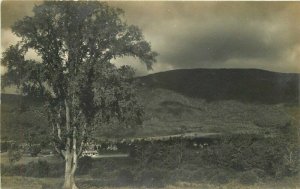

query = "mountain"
[1,69,299,141]
[132,69,299,137]
[1,94,47,142]
[138,68,299,104]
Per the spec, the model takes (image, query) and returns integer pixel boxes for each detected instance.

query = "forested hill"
[138,68,299,104]
[1,68,299,141]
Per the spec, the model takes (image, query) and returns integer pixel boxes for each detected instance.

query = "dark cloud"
[160,22,284,68]
[1,1,300,74]
[110,2,300,73]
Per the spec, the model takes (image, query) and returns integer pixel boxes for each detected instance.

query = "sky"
[1,1,300,76]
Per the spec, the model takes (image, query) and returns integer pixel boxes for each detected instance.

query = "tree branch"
[51,122,65,159]
[56,123,62,141]
[78,123,87,157]
[56,106,63,141]
[53,143,66,159]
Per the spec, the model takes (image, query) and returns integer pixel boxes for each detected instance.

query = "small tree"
[8,143,22,165]
[1,2,157,189]
[29,144,42,157]
[24,130,42,156]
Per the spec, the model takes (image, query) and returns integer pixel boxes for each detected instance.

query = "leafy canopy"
[1,1,157,138]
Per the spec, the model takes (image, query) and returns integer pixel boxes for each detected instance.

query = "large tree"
[1,2,157,189]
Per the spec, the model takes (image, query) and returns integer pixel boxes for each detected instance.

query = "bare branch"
[51,120,65,159]
[56,123,62,141]
[53,143,66,159]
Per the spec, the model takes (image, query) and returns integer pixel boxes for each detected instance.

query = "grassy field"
[1,176,300,189]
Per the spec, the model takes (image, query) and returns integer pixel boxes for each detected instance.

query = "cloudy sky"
[1,1,300,76]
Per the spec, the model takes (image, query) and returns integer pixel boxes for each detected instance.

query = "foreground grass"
[1,176,300,189]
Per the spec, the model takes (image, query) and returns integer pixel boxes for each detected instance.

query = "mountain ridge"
[137,68,300,104]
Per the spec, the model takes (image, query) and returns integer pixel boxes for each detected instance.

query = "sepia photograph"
[1,1,300,189]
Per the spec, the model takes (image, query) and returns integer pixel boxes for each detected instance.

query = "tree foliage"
[1,2,157,188]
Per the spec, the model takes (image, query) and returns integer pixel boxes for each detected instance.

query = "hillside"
[1,69,299,141]
[134,88,294,137]
[138,68,299,104]
[1,94,47,142]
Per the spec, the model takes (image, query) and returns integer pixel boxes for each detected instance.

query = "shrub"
[130,140,189,170]
[90,168,104,178]
[25,160,50,177]
[239,170,259,185]
[251,168,266,178]
[210,169,232,184]
[171,168,194,182]
[115,169,134,186]
[29,144,42,157]
[1,160,64,178]
[202,134,300,178]
[0,141,9,152]
[136,168,169,188]
[7,148,22,164]
[77,156,93,175]
[48,162,64,177]
[180,163,199,171]
[190,167,207,182]
[1,164,24,176]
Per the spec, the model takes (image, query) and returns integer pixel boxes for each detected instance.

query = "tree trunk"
[63,151,78,189]
[63,99,78,189]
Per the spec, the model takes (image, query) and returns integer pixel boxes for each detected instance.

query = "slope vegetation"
[1,69,299,140]
[138,68,299,104]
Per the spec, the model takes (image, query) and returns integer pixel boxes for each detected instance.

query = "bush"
[48,162,64,177]
[25,160,50,177]
[115,169,134,186]
[8,144,22,164]
[130,140,190,170]
[90,168,104,178]
[7,148,22,164]
[211,171,231,184]
[1,164,24,176]
[1,160,64,178]
[77,156,93,175]
[251,168,266,178]
[29,144,41,157]
[190,167,207,182]
[171,168,194,182]
[239,170,259,185]
[0,141,9,152]
[202,134,300,178]
[169,166,216,183]
[136,168,169,188]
